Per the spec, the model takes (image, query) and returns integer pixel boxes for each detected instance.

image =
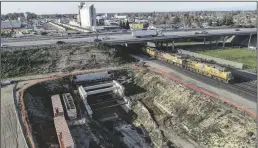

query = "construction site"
[2,42,257,148]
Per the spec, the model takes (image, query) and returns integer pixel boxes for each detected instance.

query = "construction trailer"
[51,95,75,148]
[54,116,75,148]
[51,95,64,118]
[72,71,113,84]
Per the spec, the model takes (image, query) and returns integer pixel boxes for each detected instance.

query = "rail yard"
[1,39,257,148]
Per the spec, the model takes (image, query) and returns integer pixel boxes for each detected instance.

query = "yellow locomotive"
[145,48,234,83]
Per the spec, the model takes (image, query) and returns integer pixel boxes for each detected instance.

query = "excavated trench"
[10,40,256,148]
[22,66,256,148]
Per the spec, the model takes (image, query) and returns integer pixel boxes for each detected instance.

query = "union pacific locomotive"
[145,48,234,83]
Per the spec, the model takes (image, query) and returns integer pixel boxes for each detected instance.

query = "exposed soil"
[22,67,256,148]
[127,69,256,148]
[1,45,136,79]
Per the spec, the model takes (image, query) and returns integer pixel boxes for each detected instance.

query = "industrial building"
[1,20,22,29]
[78,3,96,28]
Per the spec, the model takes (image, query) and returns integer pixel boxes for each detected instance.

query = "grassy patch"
[198,48,257,69]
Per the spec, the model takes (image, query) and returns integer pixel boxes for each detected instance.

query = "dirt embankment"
[129,69,256,148]
[1,45,136,79]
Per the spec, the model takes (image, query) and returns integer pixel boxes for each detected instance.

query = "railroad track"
[232,81,257,95]
[143,57,257,101]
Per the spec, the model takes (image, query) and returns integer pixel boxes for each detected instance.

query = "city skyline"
[1,2,256,14]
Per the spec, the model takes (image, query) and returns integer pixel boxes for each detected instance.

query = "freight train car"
[145,48,234,83]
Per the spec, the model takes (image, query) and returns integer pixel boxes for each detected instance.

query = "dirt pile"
[130,69,256,148]
[133,101,175,148]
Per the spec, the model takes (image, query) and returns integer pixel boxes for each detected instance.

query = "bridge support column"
[209,40,212,45]
[203,37,206,44]
[248,34,252,48]
[222,36,226,48]
[166,41,168,50]
[172,40,175,52]
[156,41,159,47]
[161,41,164,47]
[215,39,218,47]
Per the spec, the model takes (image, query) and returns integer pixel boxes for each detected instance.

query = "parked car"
[1,80,16,86]
[235,28,240,31]
[56,41,65,44]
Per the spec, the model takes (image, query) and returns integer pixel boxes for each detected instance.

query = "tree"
[247,17,252,27]
[208,19,212,26]
[25,12,37,19]
[173,15,180,24]
[41,32,48,35]
[122,21,126,29]
[119,21,123,28]
[221,14,234,26]
[183,15,192,28]
[216,19,221,26]
[125,20,130,29]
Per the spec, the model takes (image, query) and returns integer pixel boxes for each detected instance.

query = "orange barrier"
[131,64,257,119]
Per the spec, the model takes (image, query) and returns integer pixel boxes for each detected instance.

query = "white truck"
[132,29,163,38]
[1,80,16,86]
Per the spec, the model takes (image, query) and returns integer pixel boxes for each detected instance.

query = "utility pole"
[94,26,99,47]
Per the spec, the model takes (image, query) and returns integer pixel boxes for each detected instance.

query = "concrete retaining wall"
[179,49,244,69]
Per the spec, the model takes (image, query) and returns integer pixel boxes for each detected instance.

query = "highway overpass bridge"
[101,28,257,49]
[2,28,256,48]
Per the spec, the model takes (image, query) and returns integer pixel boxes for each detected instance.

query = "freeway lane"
[2,28,256,47]
[103,28,257,45]
[2,27,232,43]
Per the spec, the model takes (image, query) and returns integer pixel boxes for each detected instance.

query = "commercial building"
[130,23,149,29]
[79,3,96,28]
[77,2,85,26]
[114,14,127,19]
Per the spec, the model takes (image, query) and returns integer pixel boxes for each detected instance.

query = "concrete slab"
[1,84,28,148]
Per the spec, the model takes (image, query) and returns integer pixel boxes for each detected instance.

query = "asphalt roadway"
[2,28,256,47]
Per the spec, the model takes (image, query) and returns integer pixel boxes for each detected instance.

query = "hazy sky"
[1,2,256,14]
